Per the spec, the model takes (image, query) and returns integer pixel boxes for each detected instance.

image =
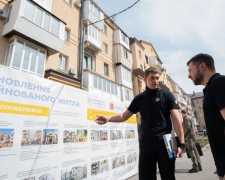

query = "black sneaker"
[189,168,199,173]
[199,167,203,171]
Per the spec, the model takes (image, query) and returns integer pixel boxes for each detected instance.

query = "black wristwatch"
[178,143,185,149]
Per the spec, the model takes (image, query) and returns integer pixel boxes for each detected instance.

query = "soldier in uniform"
[182,109,202,173]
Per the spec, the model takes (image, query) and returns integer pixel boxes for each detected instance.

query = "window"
[125,89,133,101]
[64,0,71,5]
[6,6,12,23]
[123,47,130,60]
[94,76,97,88]
[122,67,131,82]
[83,53,92,69]
[51,17,59,36]
[23,1,59,36]
[4,38,46,77]
[98,78,102,90]
[90,2,93,12]
[103,80,106,91]
[104,64,108,76]
[198,106,201,110]
[103,43,108,54]
[58,54,67,71]
[88,24,100,42]
[93,76,118,96]
[24,1,35,22]
[107,81,110,93]
[139,50,141,58]
[200,113,202,117]
[121,32,128,44]
[43,13,51,30]
[35,8,43,26]
[111,84,114,94]
[196,100,199,104]
[115,85,117,95]
[64,29,69,42]
[140,64,143,70]
[145,55,148,64]
[89,2,100,18]
[103,25,107,34]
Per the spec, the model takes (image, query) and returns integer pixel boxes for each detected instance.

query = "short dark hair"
[187,53,215,71]
[144,67,160,78]
[181,110,187,114]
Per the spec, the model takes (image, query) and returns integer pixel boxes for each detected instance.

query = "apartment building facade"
[0,0,82,87]
[188,92,205,130]
[82,1,133,103]
[0,0,134,104]
[0,0,197,128]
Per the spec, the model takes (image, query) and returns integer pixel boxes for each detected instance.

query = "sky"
[94,0,225,94]
[0,129,14,134]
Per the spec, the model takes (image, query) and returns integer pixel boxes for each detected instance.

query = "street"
[127,145,219,180]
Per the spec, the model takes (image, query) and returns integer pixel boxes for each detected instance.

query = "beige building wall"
[192,97,205,130]
[45,0,80,79]
[0,0,81,87]
[95,22,115,82]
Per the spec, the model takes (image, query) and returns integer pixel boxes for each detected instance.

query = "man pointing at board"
[95,67,184,180]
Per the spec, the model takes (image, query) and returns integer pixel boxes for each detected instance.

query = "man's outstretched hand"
[94,115,108,125]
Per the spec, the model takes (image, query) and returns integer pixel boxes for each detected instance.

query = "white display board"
[0,65,139,180]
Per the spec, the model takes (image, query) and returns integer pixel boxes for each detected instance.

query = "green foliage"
[195,139,209,148]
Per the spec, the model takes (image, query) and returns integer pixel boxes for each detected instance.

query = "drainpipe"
[79,0,84,89]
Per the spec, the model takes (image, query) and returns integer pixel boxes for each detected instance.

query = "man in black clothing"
[95,67,185,180]
[187,53,225,180]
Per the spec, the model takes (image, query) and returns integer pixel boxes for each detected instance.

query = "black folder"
[186,142,203,158]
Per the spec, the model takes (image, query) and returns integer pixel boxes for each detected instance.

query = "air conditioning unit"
[69,68,77,75]
[74,0,81,8]
[0,9,8,19]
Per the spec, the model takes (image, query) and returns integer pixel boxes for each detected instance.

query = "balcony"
[187,104,192,110]
[172,84,179,93]
[2,0,65,53]
[192,118,199,126]
[115,65,132,89]
[180,97,187,106]
[83,0,104,30]
[114,29,130,50]
[173,93,180,102]
[84,22,101,53]
[149,56,164,73]
[114,44,133,70]
[83,70,121,101]
[184,95,191,105]
[178,88,182,95]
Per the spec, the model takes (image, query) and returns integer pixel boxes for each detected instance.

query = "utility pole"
[79,0,84,89]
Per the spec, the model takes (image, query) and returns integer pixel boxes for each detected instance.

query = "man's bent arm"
[170,109,184,144]
[107,110,133,123]
[220,107,225,138]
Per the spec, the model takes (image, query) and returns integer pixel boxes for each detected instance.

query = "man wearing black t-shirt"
[187,53,225,180]
[95,67,185,180]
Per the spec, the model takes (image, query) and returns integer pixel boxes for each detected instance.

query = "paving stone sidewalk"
[127,145,219,180]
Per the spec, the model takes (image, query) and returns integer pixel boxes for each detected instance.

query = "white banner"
[0,65,139,180]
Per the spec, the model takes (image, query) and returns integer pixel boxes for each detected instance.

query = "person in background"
[187,53,225,180]
[182,110,202,173]
[95,67,185,180]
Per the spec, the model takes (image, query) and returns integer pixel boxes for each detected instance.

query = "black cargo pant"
[139,143,176,180]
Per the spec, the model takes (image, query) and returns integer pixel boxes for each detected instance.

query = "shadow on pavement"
[175,169,188,173]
